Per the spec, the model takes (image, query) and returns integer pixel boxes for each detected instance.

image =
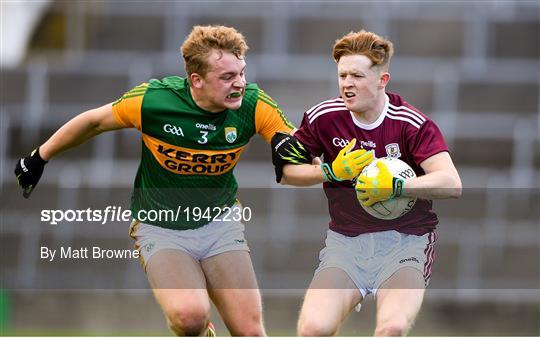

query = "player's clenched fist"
[322,139,374,182]
[14,147,47,198]
[356,160,404,206]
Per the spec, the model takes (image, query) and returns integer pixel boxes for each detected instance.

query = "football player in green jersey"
[15,25,295,336]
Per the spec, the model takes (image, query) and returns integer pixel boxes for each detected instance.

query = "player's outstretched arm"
[400,152,462,200]
[14,103,123,197]
[39,103,122,160]
[281,162,325,186]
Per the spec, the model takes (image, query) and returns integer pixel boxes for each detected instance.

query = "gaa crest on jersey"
[163,123,184,136]
[385,143,401,158]
[225,127,237,143]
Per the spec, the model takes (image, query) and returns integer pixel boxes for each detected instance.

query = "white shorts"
[128,206,250,269]
[315,229,437,299]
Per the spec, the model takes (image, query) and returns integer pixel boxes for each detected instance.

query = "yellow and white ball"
[357,158,417,220]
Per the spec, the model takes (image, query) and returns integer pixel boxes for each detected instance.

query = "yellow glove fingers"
[356,159,403,209]
[376,160,391,176]
[345,138,357,153]
[357,159,372,170]
[357,150,374,162]
[356,174,369,185]
[348,148,367,158]
[362,198,377,207]
[346,156,365,172]
[356,190,369,200]
[351,155,373,163]
[338,138,357,157]
[330,139,360,181]
[350,150,374,169]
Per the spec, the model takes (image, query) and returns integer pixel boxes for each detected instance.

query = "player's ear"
[190,73,204,89]
[378,72,390,90]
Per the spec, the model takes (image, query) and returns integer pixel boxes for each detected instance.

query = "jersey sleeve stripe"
[256,90,294,130]
[114,84,149,103]
[388,103,426,122]
[386,113,421,129]
[307,102,346,119]
[308,107,346,124]
[258,89,272,100]
[387,107,425,125]
[130,86,148,91]
[128,84,148,92]
[258,95,278,109]
[119,93,146,100]
[124,89,146,96]
[306,98,344,117]
[123,88,146,95]
[258,90,278,107]
[278,107,295,129]
[112,83,147,129]
[254,99,294,143]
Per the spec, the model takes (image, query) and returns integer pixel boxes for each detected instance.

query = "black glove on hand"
[271,132,311,183]
[15,147,48,198]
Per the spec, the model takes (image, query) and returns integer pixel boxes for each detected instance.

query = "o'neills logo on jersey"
[196,123,216,131]
[360,140,376,148]
[143,135,244,175]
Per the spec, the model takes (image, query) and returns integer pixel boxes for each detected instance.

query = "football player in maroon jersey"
[271,30,461,336]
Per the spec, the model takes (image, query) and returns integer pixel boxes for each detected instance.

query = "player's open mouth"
[344,92,356,98]
[226,91,243,99]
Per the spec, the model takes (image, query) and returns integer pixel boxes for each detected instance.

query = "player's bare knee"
[374,325,406,337]
[298,318,338,337]
[233,324,265,337]
[374,319,411,337]
[229,312,265,336]
[167,306,210,336]
[168,316,209,336]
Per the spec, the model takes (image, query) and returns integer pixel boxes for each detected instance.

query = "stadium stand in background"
[1,1,538,335]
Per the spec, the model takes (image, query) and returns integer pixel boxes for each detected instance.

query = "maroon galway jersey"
[294,92,449,236]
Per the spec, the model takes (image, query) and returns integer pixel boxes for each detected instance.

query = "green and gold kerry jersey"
[112,76,294,230]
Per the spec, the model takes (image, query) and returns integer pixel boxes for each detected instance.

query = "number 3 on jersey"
[198,131,208,144]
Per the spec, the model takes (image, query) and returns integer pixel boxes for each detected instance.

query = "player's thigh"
[299,268,362,330]
[375,267,426,329]
[147,249,210,317]
[201,251,263,329]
